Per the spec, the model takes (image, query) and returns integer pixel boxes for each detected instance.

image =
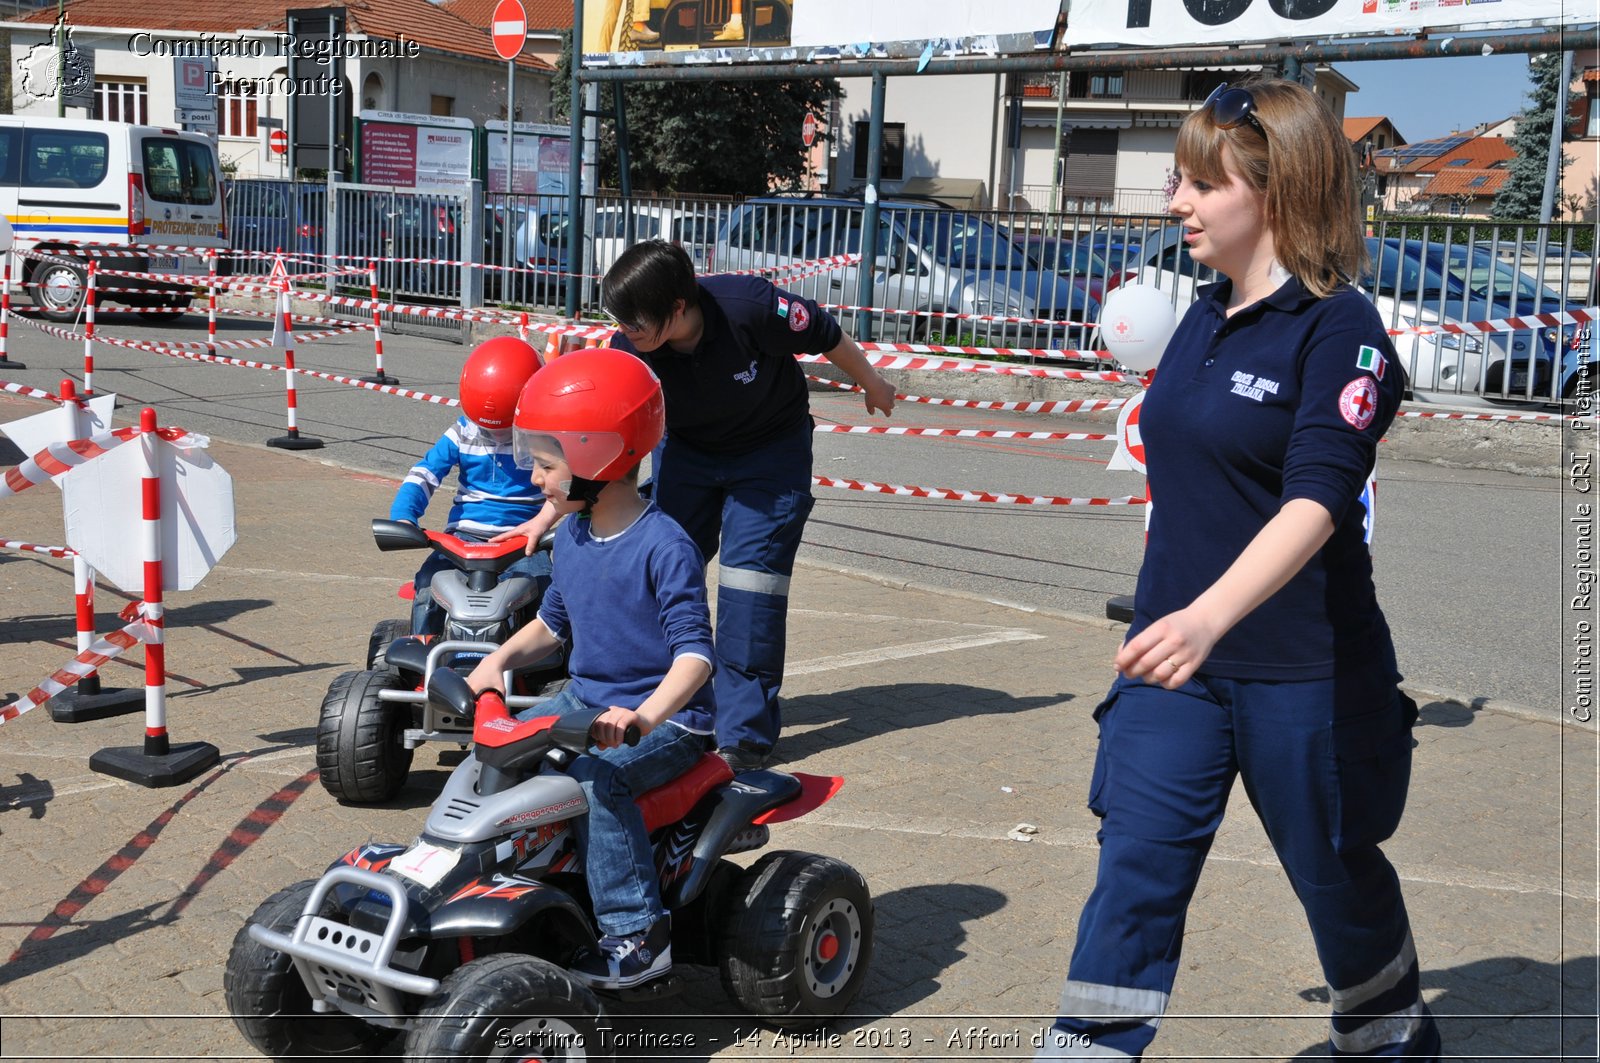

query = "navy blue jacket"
[611,276,842,454]
[1133,276,1403,680]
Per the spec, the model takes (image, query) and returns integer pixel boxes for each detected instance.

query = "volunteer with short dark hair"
[601,239,895,772]
[1039,78,1440,1060]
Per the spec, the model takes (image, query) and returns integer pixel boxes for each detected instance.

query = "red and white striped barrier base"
[0,617,157,725]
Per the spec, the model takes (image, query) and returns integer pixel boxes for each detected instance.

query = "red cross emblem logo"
[1339,377,1378,430]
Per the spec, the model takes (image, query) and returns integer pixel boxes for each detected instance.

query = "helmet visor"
[513,427,627,480]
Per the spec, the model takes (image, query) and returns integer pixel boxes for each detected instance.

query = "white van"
[0,116,227,320]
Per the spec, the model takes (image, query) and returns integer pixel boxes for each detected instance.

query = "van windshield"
[142,139,218,205]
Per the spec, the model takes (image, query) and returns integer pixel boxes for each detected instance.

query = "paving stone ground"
[0,415,1594,1061]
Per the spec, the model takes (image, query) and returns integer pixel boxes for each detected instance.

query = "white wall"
[834,72,1000,191]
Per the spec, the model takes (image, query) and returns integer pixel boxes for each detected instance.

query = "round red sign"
[268,129,288,155]
[491,0,527,61]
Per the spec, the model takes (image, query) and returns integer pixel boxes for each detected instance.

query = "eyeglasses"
[1200,83,1267,141]
[602,304,644,332]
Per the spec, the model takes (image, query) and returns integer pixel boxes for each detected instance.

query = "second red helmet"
[512,347,664,482]
[459,336,542,429]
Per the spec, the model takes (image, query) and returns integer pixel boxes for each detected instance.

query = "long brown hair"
[1174,77,1368,298]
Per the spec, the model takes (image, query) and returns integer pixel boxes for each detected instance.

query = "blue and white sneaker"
[572,915,672,989]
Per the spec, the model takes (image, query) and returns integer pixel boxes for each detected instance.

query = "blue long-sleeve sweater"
[389,417,542,535]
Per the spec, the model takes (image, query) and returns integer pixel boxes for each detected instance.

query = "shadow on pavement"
[779,683,1073,761]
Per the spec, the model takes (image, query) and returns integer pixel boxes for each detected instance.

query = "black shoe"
[572,915,672,989]
[717,744,770,773]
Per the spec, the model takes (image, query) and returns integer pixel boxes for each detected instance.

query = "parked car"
[713,196,1095,353]
[1361,237,1573,400]
[224,179,325,263]
[486,201,570,307]
[590,202,720,275]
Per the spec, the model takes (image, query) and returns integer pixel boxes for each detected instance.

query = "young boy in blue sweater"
[466,347,716,989]
[390,337,559,635]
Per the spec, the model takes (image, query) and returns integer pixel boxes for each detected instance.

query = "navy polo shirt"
[611,275,843,454]
[1132,275,1404,680]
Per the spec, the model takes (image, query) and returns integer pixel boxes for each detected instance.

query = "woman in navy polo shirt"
[1039,79,1440,1060]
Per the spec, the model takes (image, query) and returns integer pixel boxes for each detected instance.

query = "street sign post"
[493,0,527,202]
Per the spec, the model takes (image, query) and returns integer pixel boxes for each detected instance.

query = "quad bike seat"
[637,753,734,833]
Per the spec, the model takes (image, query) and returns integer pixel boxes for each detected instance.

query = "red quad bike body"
[227,672,874,1061]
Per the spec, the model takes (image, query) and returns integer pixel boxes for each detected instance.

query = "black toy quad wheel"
[365,617,412,671]
[405,953,610,1060]
[224,879,394,1060]
[718,850,874,1029]
[316,668,413,803]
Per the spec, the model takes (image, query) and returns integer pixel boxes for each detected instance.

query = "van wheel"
[31,260,86,321]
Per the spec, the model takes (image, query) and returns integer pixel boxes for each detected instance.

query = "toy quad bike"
[228,668,874,1061]
[316,518,565,804]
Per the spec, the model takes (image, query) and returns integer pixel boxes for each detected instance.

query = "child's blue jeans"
[524,688,709,937]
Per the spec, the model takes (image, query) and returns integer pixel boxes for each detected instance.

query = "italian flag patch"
[776,296,789,319]
[1356,344,1386,381]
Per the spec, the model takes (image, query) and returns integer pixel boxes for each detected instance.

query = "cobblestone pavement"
[0,409,1594,1061]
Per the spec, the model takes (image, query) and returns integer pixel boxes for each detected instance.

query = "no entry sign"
[492,0,527,61]
[268,129,288,155]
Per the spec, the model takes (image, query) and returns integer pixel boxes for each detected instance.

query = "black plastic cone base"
[0,358,27,370]
[49,683,145,723]
[1105,594,1135,624]
[358,372,399,386]
[90,740,220,788]
[266,432,324,450]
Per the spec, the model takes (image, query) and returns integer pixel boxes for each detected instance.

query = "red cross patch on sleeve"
[1338,377,1378,430]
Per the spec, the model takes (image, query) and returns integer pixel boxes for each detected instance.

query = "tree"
[553,32,837,195]
[1491,53,1575,219]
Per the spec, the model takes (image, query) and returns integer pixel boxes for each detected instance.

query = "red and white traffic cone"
[89,407,220,787]
[359,261,398,386]
[0,250,25,371]
[265,281,324,450]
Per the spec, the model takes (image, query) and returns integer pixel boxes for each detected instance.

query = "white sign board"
[1066,0,1580,48]
[792,0,1061,45]
[173,55,217,114]
[62,436,236,592]
[1,394,117,477]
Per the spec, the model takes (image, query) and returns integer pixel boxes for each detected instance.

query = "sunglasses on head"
[1201,83,1267,140]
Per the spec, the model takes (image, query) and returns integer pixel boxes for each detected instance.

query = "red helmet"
[459,336,542,429]
[512,348,664,484]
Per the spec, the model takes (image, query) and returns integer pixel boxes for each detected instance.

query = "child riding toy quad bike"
[316,520,566,804]
[228,667,874,1061]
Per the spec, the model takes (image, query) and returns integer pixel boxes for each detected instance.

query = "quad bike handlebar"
[370,518,559,574]
[426,667,637,790]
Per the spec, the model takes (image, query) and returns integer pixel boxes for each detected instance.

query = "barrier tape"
[765,254,869,286]
[0,617,157,725]
[18,313,358,353]
[814,474,1145,506]
[1,424,195,500]
[816,423,1112,442]
[0,538,74,558]
[805,373,1131,414]
[809,351,1141,384]
[820,301,1099,334]
[1,379,60,402]
[1395,408,1583,422]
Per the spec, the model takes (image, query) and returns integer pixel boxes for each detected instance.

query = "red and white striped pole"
[359,260,397,385]
[51,378,146,722]
[206,252,218,356]
[89,408,219,785]
[265,281,324,450]
[0,249,24,370]
[81,260,97,394]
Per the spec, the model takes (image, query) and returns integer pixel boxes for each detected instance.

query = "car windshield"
[901,212,1033,270]
[1444,246,1560,303]
[1031,239,1110,277]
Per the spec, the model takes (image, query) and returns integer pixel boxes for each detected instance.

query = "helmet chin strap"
[566,475,607,507]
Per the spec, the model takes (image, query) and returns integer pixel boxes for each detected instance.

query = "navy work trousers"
[653,424,813,754]
[1040,665,1440,1061]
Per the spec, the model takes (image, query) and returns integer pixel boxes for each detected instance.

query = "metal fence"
[224,178,1595,406]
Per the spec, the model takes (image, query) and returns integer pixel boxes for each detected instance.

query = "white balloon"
[1098,284,1177,373]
